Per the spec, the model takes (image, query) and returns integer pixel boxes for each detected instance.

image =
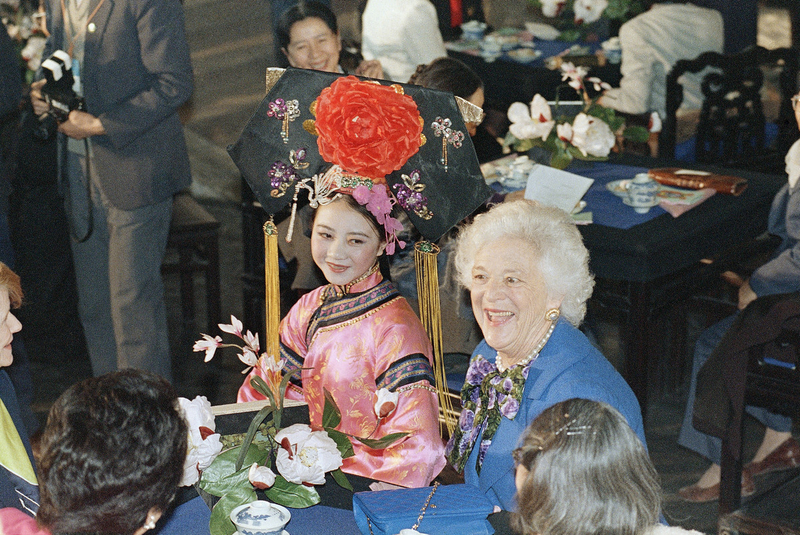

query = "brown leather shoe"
[744,437,800,478]
[677,472,755,503]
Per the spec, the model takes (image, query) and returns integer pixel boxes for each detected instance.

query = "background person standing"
[31,0,194,381]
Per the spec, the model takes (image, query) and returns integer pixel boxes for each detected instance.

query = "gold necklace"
[367,482,440,535]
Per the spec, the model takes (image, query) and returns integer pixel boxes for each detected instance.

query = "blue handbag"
[352,484,495,535]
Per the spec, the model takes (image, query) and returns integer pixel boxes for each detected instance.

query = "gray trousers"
[678,314,792,465]
[66,149,173,381]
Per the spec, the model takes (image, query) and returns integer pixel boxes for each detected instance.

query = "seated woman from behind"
[0,369,187,535]
[514,398,701,535]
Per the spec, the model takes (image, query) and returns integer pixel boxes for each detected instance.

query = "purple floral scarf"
[445,353,531,474]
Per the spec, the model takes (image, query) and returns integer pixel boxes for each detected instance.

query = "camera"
[33,50,86,140]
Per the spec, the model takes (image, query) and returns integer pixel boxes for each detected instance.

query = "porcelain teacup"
[626,173,659,214]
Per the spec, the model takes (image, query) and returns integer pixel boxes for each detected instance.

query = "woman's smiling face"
[469,237,561,363]
[284,16,342,73]
[311,198,385,286]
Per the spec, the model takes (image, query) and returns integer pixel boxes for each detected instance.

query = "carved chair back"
[661,46,799,172]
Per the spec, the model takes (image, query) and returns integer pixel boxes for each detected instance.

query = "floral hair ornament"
[228,68,491,434]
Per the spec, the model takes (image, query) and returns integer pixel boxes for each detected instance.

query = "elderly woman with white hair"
[445,200,647,510]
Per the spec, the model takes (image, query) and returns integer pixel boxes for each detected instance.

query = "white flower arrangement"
[504,63,647,169]
[1,0,47,82]
[190,316,407,535]
[179,396,224,487]
[529,0,645,41]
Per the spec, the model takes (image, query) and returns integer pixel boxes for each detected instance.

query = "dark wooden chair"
[660,45,799,174]
[713,293,800,516]
[162,191,222,335]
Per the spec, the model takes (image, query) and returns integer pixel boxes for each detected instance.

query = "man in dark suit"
[31,0,193,381]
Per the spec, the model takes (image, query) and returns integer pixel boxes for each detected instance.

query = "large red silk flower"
[315,76,423,179]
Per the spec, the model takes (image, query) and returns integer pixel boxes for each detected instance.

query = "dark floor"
[17,1,800,534]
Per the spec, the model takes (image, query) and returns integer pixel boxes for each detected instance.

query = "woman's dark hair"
[276,1,339,52]
[408,57,483,100]
[311,194,386,243]
[37,370,188,535]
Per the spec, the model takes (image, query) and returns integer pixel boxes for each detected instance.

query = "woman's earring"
[143,517,157,531]
[545,308,560,322]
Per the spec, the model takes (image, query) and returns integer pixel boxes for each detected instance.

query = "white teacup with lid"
[230,500,291,535]
[626,173,659,214]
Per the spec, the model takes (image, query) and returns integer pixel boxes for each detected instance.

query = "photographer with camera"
[30,0,193,381]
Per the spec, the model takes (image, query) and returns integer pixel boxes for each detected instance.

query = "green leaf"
[250,375,277,407]
[623,125,650,143]
[322,389,342,429]
[558,29,581,42]
[325,427,355,458]
[235,405,274,472]
[209,487,256,535]
[330,468,353,491]
[264,475,321,508]
[200,445,269,497]
[278,368,303,404]
[549,152,573,170]
[354,432,408,450]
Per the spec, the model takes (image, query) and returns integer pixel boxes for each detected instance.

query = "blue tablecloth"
[574,163,665,229]
[447,37,601,69]
[156,496,361,535]
[491,161,665,230]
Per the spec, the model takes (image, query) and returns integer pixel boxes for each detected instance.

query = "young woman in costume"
[238,180,446,488]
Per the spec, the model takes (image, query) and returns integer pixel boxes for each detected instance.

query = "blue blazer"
[463,320,646,510]
[749,183,800,296]
[43,0,193,210]
[0,370,38,515]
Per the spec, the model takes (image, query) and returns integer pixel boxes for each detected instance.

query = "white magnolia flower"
[242,330,260,353]
[508,95,555,141]
[275,423,343,485]
[193,334,222,362]
[540,0,566,18]
[238,349,258,369]
[570,113,616,157]
[586,76,612,92]
[21,36,46,71]
[248,463,277,489]
[648,111,663,133]
[556,122,573,143]
[560,62,590,91]
[218,315,243,336]
[259,353,286,374]
[374,388,399,419]
[573,0,608,24]
[179,396,223,486]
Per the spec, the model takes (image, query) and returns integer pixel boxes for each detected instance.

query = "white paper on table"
[523,164,594,214]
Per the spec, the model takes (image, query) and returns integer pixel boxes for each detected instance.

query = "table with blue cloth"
[445,34,620,110]
[155,495,362,535]
[490,153,784,417]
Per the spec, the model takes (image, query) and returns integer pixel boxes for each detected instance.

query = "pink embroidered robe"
[239,272,446,487]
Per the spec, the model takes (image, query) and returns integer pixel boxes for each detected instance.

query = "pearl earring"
[143,517,157,530]
[545,308,560,322]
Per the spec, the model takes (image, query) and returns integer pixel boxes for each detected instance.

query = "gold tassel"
[414,240,456,436]
[264,219,281,362]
